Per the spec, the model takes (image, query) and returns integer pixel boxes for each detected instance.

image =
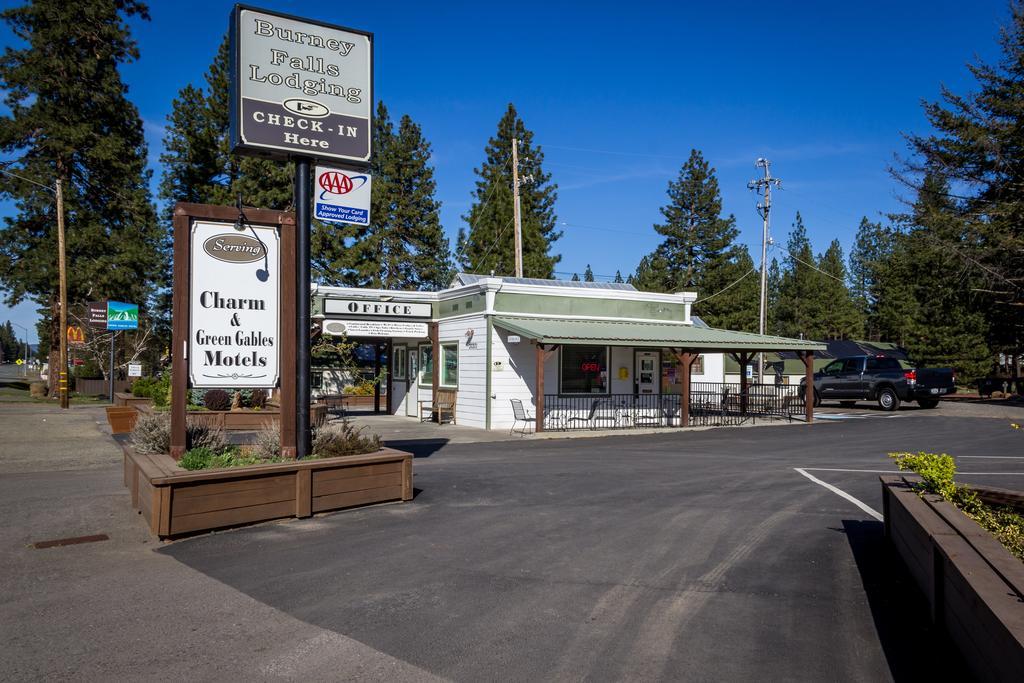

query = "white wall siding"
[490,325,544,430]
[439,316,489,429]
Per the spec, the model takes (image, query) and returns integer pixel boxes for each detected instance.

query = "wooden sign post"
[170,202,297,459]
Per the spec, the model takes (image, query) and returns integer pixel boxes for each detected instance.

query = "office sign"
[230,4,373,164]
[189,220,280,388]
[314,166,371,225]
[323,299,432,318]
[107,301,139,330]
[322,320,428,338]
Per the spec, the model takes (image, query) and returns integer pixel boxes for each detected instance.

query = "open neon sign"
[580,362,602,373]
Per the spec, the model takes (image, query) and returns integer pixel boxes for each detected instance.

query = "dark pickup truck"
[803,355,956,411]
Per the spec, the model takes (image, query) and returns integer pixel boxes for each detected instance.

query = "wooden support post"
[739,352,749,415]
[170,208,190,460]
[385,339,393,415]
[430,322,440,423]
[279,214,297,459]
[680,351,691,428]
[535,342,545,433]
[803,350,815,424]
[295,468,312,518]
[373,342,382,414]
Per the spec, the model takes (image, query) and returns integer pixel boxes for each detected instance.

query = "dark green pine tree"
[634,149,752,329]
[613,270,624,284]
[0,0,165,387]
[160,37,292,213]
[876,174,991,380]
[817,240,863,339]
[848,217,895,340]
[326,105,451,289]
[457,104,560,277]
[0,320,19,362]
[899,5,1024,367]
[570,273,580,282]
[583,264,595,282]
[702,245,760,332]
[635,150,738,294]
[775,212,822,339]
[766,257,782,335]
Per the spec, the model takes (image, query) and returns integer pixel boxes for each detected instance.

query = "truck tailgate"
[915,368,955,390]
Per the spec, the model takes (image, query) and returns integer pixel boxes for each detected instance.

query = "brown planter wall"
[135,403,327,431]
[113,392,154,409]
[881,476,1024,681]
[124,445,413,538]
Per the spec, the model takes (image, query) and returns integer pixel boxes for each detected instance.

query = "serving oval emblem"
[283,98,330,118]
[203,234,265,263]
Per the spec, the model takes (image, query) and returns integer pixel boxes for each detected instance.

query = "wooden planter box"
[113,392,154,409]
[136,403,328,431]
[123,445,413,538]
[881,475,1024,681]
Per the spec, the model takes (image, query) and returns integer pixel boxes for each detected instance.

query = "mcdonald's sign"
[67,326,86,346]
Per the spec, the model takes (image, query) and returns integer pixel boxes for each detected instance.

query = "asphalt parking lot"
[3,404,1023,681]
[164,412,1022,681]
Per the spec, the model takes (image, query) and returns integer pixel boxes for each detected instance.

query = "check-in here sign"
[314,166,371,226]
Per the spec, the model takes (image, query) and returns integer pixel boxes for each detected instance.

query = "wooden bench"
[419,388,457,424]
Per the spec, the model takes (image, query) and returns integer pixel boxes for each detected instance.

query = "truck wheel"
[918,399,939,409]
[839,401,857,408]
[877,388,900,411]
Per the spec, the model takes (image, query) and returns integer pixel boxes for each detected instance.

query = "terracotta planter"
[106,406,139,434]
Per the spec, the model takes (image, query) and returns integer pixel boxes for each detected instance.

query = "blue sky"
[0,0,1010,341]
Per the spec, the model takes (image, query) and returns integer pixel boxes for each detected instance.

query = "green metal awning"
[493,316,827,352]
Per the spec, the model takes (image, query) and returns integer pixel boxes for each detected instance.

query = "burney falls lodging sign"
[189,220,281,388]
[230,4,372,164]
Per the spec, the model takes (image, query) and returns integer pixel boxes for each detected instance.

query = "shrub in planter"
[132,412,170,455]
[251,421,281,460]
[129,377,155,397]
[29,381,48,398]
[312,420,381,458]
[250,388,268,410]
[203,389,231,411]
[131,411,227,455]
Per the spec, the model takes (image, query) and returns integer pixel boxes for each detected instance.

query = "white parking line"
[956,455,1024,460]
[801,467,1024,476]
[793,468,884,521]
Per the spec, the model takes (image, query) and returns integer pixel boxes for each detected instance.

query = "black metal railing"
[541,384,806,430]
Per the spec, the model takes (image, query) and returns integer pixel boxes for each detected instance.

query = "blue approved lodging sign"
[314,166,372,226]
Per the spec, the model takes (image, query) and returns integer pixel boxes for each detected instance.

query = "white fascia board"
[495,282,697,304]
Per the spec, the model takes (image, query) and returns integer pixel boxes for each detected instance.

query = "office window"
[560,346,609,394]
[441,342,458,387]
[311,371,323,389]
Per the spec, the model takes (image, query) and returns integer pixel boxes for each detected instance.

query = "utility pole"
[747,158,782,385]
[511,138,524,278]
[56,177,69,409]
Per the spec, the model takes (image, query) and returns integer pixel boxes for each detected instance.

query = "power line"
[692,267,756,305]
[476,218,514,271]
[772,243,846,284]
[0,166,55,194]
[454,152,513,264]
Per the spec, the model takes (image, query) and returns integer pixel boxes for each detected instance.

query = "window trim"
[558,345,611,396]
[440,342,459,388]
[417,344,433,388]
